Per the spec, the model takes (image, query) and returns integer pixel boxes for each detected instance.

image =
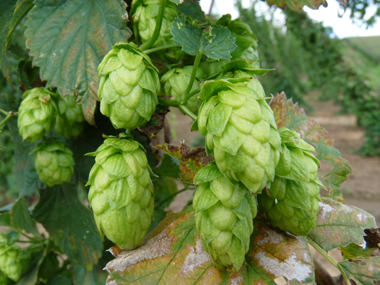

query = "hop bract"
[161,66,205,114]
[86,136,154,250]
[17,87,56,142]
[258,128,323,236]
[55,95,85,138]
[33,140,75,187]
[196,79,281,193]
[98,43,160,129]
[193,164,256,270]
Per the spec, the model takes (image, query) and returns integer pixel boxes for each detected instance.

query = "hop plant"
[33,140,75,187]
[132,0,181,59]
[98,43,160,129]
[0,232,29,283]
[258,128,324,236]
[86,136,154,250]
[55,94,85,139]
[195,79,281,193]
[17,87,56,142]
[0,245,23,282]
[161,66,205,114]
[193,163,257,270]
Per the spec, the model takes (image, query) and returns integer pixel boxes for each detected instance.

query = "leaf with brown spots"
[246,221,315,285]
[339,256,380,284]
[270,92,353,199]
[308,198,377,252]
[105,207,315,285]
[154,143,213,183]
[25,0,131,125]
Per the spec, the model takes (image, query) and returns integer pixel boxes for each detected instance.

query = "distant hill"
[342,36,380,89]
[344,36,380,63]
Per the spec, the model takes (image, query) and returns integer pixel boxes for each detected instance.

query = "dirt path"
[309,100,380,225]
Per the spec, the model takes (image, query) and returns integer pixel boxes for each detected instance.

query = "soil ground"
[167,97,380,279]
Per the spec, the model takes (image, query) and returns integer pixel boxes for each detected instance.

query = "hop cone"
[193,164,256,270]
[161,66,205,114]
[196,79,281,193]
[86,136,154,249]
[98,43,160,129]
[0,245,23,282]
[258,128,323,236]
[55,95,85,138]
[132,0,181,59]
[17,87,56,142]
[33,140,75,187]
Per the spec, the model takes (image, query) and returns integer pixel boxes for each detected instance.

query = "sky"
[199,0,380,38]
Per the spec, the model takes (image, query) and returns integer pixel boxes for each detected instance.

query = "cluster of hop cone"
[15,0,324,272]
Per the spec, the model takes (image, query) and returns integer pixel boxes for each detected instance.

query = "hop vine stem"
[139,0,167,51]
[0,108,18,127]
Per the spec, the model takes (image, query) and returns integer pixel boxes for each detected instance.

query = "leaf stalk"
[178,105,197,120]
[307,237,339,268]
[144,44,181,55]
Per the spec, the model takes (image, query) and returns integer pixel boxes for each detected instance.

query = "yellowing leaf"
[154,144,213,183]
[308,198,376,251]
[105,207,315,284]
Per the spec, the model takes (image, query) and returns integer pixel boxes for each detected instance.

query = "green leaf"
[0,212,11,226]
[149,175,178,233]
[105,207,315,285]
[0,0,17,87]
[46,275,72,285]
[154,144,213,183]
[9,0,34,35]
[73,264,107,285]
[307,198,376,252]
[170,15,236,59]
[176,1,206,22]
[18,59,40,90]
[7,118,39,198]
[17,250,46,285]
[33,184,103,270]
[340,243,377,260]
[0,0,33,87]
[264,0,329,11]
[270,92,353,200]
[25,0,131,125]
[11,198,38,236]
[154,154,180,179]
[339,257,380,284]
